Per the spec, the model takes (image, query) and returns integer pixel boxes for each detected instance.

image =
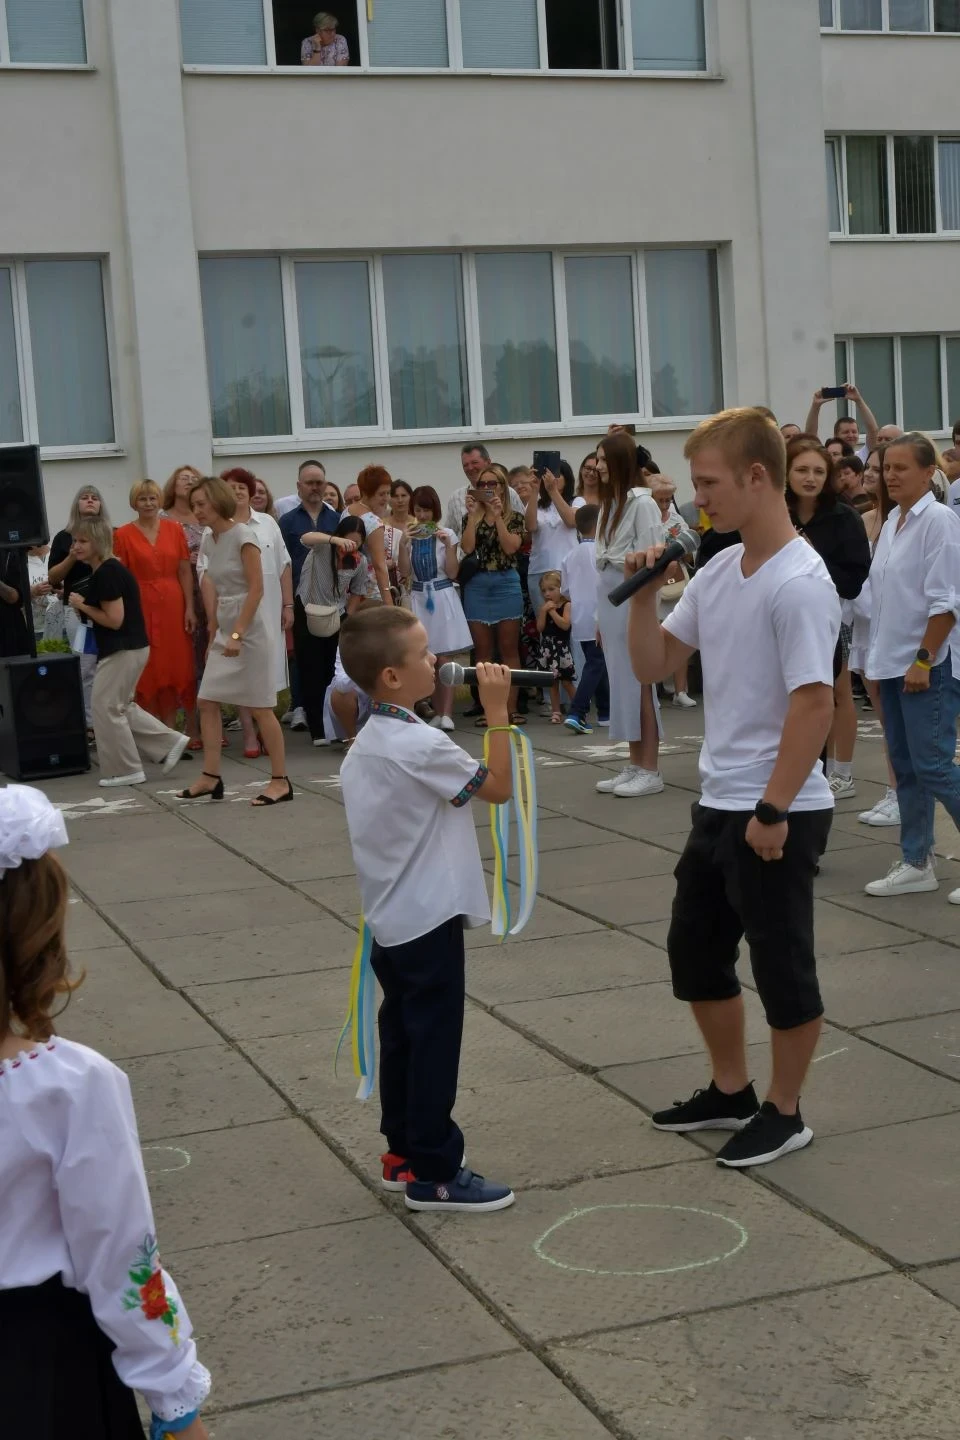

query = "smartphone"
[533,449,561,476]
[822,386,847,400]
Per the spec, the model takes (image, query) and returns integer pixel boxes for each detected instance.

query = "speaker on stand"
[0,444,90,780]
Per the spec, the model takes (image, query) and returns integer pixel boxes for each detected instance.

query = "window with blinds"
[836,333,960,433]
[4,0,86,62]
[179,0,267,65]
[822,0,960,28]
[827,134,958,235]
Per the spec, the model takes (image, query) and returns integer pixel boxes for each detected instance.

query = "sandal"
[252,776,294,807]
[550,711,563,724]
[509,712,527,726]
[177,771,224,802]
[474,716,488,728]
[186,738,203,751]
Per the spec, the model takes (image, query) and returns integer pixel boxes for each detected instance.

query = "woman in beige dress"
[178,477,291,806]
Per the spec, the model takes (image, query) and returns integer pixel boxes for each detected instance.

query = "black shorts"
[667,803,832,1031]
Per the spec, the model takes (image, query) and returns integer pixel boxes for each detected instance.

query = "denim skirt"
[463,569,523,625]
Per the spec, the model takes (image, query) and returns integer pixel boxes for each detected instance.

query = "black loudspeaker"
[0,654,89,780]
[0,444,49,547]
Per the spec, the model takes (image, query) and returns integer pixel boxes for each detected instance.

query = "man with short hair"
[276,459,327,519]
[279,461,339,730]
[805,384,881,461]
[628,407,839,1169]
[444,444,523,536]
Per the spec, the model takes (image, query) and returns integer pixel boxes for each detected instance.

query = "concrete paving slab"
[476,815,624,860]
[533,839,680,891]
[240,840,358,882]
[145,1118,378,1252]
[409,1164,886,1343]
[64,835,257,902]
[820,939,960,1027]
[498,983,769,1068]
[601,1025,960,1139]
[101,883,321,942]
[61,808,191,847]
[61,950,216,1058]
[918,1259,960,1310]
[139,916,354,987]
[66,896,125,950]
[812,839,905,897]
[557,873,680,927]
[209,1352,613,1440]
[859,1009,960,1080]
[185,968,353,1041]
[170,1218,515,1404]
[550,1273,960,1440]
[466,930,667,1007]
[123,1045,289,1140]
[768,1112,960,1265]
[466,891,604,949]
[828,887,960,944]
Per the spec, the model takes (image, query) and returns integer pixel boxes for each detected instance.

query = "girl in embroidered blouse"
[0,784,210,1440]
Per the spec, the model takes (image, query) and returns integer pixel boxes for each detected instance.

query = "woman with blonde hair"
[113,480,196,728]
[459,466,526,723]
[47,485,113,727]
[162,464,207,745]
[178,477,291,807]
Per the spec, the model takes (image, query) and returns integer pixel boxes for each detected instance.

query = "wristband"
[150,1411,198,1439]
[914,658,932,671]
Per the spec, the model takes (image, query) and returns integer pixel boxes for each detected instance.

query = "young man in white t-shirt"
[627,408,840,1169]
[339,607,516,1211]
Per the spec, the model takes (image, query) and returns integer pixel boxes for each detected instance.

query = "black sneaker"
[652,1081,759,1133]
[463,703,484,718]
[715,1101,813,1168]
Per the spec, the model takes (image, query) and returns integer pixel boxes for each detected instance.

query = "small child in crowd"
[535,571,577,722]
[400,486,472,733]
[563,505,610,735]
[0,784,210,1439]
[339,608,516,1212]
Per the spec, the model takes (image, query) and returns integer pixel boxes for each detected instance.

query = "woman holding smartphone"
[459,466,526,725]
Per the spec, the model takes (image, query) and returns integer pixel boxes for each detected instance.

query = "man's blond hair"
[684,407,787,491]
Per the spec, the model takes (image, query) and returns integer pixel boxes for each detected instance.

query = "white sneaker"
[865,859,938,897]
[597,765,636,794]
[161,732,190,774]
[99,771,146,787]
[439,715,455,732]
[828,772,856,800]
[858,789,900,827]
[672,692,697,709]
[289,707,308,731]
[949,888,960,906]
[280,709,295,726]
[312,737,331,746]
[614,768,665,798]
[429,715,445,728]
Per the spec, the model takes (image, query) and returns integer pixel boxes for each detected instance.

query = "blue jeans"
[571,639,610,721]
[879,656,960,868]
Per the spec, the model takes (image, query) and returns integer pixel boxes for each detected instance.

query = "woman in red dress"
[113,480,197,726]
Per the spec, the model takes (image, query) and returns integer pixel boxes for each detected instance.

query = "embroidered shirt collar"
[371,702,420,723]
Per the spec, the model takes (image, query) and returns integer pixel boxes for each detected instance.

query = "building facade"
[0,0,957,522]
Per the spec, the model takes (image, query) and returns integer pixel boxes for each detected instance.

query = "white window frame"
[835,332,958,433]
[827,133,960,237]
[821,0,960,31]
[0,257,121,458]
[183,0,717,77]
[204,246,723,454]
[0,0,91,67]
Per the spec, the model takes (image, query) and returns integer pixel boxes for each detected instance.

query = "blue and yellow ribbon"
[337,725,538,1100]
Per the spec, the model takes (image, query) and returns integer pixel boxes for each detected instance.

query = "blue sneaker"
[404,1167,515,1213]
[563,715,593,735]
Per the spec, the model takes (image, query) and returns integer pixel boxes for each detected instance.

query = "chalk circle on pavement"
[533,1202,749,1278]
[142,1145,192,1175]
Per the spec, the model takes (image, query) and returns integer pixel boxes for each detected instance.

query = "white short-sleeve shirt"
[560,540,598,641]
[341,705,491,947]
[663,538,839,812]
[529,502,579,574]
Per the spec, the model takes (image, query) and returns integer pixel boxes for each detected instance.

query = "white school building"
[1,0,959,522]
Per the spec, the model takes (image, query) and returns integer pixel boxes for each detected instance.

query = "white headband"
[0,784,69,878]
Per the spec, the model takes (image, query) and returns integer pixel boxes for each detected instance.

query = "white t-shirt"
[274,493,299,518]
[560,540,598,641]
[341,706,491,947]
[663,539,839,812]
[529,503,578,574]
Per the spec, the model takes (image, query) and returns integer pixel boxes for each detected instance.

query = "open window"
[272,2,360,67]
[545,0,619,70]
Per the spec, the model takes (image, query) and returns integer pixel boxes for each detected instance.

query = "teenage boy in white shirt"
[627,407,840,1169]
[339,607,516,1212]
[862,433,960,901]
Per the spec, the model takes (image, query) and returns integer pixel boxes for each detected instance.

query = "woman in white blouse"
[594,431,674,799]
[525,461,580,603]
[0,784,209,1438]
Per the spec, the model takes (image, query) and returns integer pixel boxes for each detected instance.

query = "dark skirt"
[0,1275,145,1437]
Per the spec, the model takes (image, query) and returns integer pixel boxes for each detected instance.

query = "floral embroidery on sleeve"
[123,1234,180,1344]
[451,764,488,808]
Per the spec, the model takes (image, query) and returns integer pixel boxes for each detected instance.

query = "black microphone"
[438,661,546,689]
[607,535,698,608]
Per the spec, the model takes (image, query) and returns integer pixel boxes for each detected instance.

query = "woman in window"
[785,437,871,801]
[301,12,349,66]
[595,432,669,798]
[343,466,395,605]
[460,466,526,725]
[113,481,197,730]
[162,464,207,748]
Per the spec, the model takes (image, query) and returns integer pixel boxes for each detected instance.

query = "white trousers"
[92,647,180,778]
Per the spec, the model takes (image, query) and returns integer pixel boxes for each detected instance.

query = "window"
[821,0,960,28]
[0,261,114,450]
[180,0,708,71]
[1,0,86,63]
[475,253,559,425]
[827,134,960,235]
[835,333,960,432]
[198,257,291,438]
[199,246,723,444]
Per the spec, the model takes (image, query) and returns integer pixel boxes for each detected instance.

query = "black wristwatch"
[754,800,788,826]
[916,647,932,664]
